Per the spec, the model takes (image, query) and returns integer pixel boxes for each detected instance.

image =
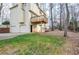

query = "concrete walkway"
[0,33,26,40]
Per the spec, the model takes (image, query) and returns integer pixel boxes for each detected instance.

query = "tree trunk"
[59,4,62,30]
[64,3,69,37]
[0,3,3,24]
[49,3,54,31]
[0,3,3,16]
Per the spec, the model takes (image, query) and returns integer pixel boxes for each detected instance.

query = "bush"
[68,22,73,31]
[76,27,79,32]
[2,21,10,25]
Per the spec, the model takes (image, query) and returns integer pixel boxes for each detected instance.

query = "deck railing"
[31,15,47,23]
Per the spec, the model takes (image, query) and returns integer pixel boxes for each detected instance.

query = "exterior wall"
[10,6,20,32]
[32,24,46,32]
[18,4,24,23]
[10,4,31,33]
[20,4,31,33]
[37,24,45,32]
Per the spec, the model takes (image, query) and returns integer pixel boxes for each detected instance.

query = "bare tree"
[64,3,69,37]
[59,3,63,30]
[0,3,3,17]
[49,3,54,31]
[0,3,3,25]
[69,4,79,32]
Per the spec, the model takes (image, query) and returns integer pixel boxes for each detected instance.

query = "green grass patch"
[0,33,65,55]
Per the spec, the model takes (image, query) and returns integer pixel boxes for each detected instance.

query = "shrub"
[2,21,10,25]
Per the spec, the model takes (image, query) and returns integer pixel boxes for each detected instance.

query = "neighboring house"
[10,3,48,33]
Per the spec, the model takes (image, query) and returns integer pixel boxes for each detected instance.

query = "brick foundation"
[0,28,10,33]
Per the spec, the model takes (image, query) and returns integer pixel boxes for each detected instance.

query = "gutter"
[10,5,18,9]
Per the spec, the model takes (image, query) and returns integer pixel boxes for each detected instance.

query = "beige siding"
[10,6,20,32]
[18,4,24,23]
[30,4,41,15]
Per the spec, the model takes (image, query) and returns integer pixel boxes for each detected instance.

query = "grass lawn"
[0,33,65,55]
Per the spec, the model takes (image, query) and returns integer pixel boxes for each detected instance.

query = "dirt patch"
[0,45,19,55]
[40,30,79,55]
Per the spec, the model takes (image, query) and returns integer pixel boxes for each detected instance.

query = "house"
[29,3,47,32]
[10,3,48,33]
